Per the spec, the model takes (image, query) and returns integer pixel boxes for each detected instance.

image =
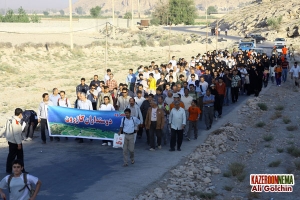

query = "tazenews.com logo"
[250,174,295,192]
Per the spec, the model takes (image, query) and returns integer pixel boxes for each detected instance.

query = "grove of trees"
[90,6,101,18]
[0,7,40,23]
[151,0,197,25]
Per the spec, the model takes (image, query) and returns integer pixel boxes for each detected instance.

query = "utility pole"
[216,19,219,50]
[105,22,108,71]
[169,22,171,60]
[131,0,134,28]
[138,0,140,19]
[205,1,208,52]
[69,0,74,50]
[112,0,115,38]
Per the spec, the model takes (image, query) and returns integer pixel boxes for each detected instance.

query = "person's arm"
[11,123,22,149]
[118,118,124,135]
[181,109,186,129]
[29,180,42,200]
[0,188,6,200]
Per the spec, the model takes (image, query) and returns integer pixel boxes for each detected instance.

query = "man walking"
[126,69,136,92]
[203,89,215,130]
[169,101,186,151]
[281,58,289,83]
[145,101,165,151]
[5,108,26,174]
[118,108,140,167]
[38,93,54,144]
[290,62,300,87]
[231,70,241,103]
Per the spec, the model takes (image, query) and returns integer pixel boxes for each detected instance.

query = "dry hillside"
[69,0,252,14]
[216,0,300,40]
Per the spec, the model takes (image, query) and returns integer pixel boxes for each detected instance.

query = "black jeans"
[170,128,183,150]
[149,121,162,149]
[6,142,24,173]
[217,95,224,116]
[41,119,52,142]
[231,87,239,102]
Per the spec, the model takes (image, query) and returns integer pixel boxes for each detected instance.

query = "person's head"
[99,81,105,87]
[156,87,162,94]
[148,94,154,101]
[176,83,182,91]
[191,99,197,106]
[42,93,49,102]
[184,88,189,96]
[160,73,165,79]
[233,69,238,75]
[81,78,85,85]
[60,91,66,99]
[172,56,175,60]
[107,69,111,75]
[183,81,188,88]
[150,100,158,108]
[200,76,205,82]
[167,90,173,97]
[122,88,128,97]
[138,84,143,91]
[129,98,135,107]
[136,90,142,98]
[53,88,58,95]
[103,96,110,104]
[169,75,173,82]
[109,73,114,80]
[139,73,144,79]
[15,108,23,119]
[144,66,148,72]
[104,86,109,93]
[174,101,180,110]
[90,84,96,92]
[191,74,196,80]
[206,88,211,96]
[157,96,164,104]
[294,62,298,67]
[12,159,24,175]
[129,69,133,74]
[124,108,131,118]
[165,83,170,90]
[189,84,195,91]
[149,73,154,78]
[173,93,180,101]
[218,78,224,84]
[80,92,86,100]
[94,75,98,81]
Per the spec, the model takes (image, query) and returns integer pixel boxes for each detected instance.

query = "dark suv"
[250,34,266,44]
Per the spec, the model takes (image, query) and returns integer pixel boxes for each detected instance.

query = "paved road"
[0,27,275,200]
[0,93,262,200]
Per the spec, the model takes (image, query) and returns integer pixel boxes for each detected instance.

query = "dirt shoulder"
[135,77,300,199]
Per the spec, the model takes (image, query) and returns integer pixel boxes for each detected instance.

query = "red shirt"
[188,106,201,121]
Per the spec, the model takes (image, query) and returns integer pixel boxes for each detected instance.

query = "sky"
[0,0,78,10]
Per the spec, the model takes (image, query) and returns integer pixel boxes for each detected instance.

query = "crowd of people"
[3,46,299,174]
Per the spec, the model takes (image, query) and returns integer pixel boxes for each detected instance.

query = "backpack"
[121,117,135,134]
[8,173,35,197]
[57,98,69,107]
[1,118,13,138]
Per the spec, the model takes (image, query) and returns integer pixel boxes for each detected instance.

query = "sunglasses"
[13,166,21,168]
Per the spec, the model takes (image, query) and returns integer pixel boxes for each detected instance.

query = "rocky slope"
[215,0,300,40]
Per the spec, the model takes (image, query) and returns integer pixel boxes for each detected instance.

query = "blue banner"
[47,106,125,140]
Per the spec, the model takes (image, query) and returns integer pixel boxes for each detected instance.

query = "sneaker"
[158,145,162,149]
[107,142,112,146]
[149,148,155,151]
[25,137,32,141]
[102,143,108,146]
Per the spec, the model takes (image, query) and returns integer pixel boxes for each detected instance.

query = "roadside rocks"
[135,123,242,200]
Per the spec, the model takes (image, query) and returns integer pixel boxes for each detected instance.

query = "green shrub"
[229,162,245,176]
[274,105,284,111]
[268,160,281,167]
[257,103,268,111]
[277,148,284,153]
[223,185,233,191]
[283,117,291,124]
[286,125,298,131]
[256,122,265,127]
[263,134,274,142]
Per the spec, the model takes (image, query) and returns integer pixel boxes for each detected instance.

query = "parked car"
[274,38,286,46]
[250,34,266,43]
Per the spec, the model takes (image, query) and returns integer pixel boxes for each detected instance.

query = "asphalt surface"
[0,27,275,200]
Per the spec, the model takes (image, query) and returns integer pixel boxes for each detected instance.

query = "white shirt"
[169,59,177,67]
[143,71,149,80]
[154,72,160,81]
[120,116,141,133]
[181,95,193,111]
[134,97,145,107]
[151,108,158,121]
[239,68,248,78]
[99,104,115,111]
[58,98,72,107]
[169,107,186,130]
[196,81,208,96]
[104,74,110,82]
[164,97,173,105]
[77,99,93,110]
[290,66,300,77]
[49,94,60,106]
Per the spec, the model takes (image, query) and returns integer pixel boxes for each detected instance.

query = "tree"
[17,7,29,22]
[43,11,49,16]
[2,9,16,22]
[30,12,40,23]
[59,10,65,16]
[90,6,101,18]
[123,12,132,19]
[207,6,217,15]
[152,0,197,25]
[75,7,84,15]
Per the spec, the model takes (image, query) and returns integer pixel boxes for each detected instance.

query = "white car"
[275,45,285,54]
[274,38,286,46]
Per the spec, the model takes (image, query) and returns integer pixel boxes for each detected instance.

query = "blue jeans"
[224,87,231,105]
[282,69,288,82]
